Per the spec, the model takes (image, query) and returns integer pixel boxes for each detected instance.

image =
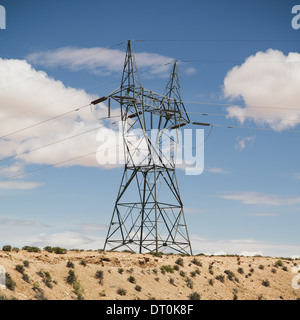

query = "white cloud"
[206,167,230,174]
[34,231,95,248]
[0,58,123,178]
[218,191,300,206]
[224,49,300,131]
[0,180,43,190]
[235,136,255,151]
[0,218,48,228]
[190,235,300,257]
[26,46,174,77]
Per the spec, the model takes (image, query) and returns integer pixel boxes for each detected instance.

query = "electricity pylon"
[103,40,192,255]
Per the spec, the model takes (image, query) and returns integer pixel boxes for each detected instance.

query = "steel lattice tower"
[103,41,192,254]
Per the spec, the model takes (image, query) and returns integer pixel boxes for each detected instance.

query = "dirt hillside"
[0,250,299,300]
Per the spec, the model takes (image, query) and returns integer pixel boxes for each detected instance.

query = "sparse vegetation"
[160,265,174,274]
[73,280,84,300]
[128,276,136,284]
[66,270,76,285]
[2,245,12,252]
[258,264,264,270]
[135,285,142,292]
[80,259,87,266]
[117,288,127,296]
[275,259,283,267]
[185,277,194,289]
[237,267,244,274]
[215,275,225,283]
[191,258,202,267]
[5,273,16,291]
[175,257,184,267]
[66,260,75,268]
[189,292,200,300]
[118,268,124,274]
[22,246,41,253]
[22,273,30,283]
[15,264,25,274]
[262,279,270,287]
[23,260,30,268]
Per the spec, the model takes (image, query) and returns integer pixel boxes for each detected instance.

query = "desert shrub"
[237,267,244,274]
[37,271,53,289]
[23,260,30,268]
[154,277,159,282]
[34,287,47,300]
[169,277,175,285]
[126,267,134,274]
[191,258,202,267]
[282,266,288,272]
[2,245,12,252]
[43,246,53,253]
[128,276,136,284]
[195,268,200,275]
[117,288,127,296]
[179,270,186,277]
[51,247,67,254]
[189,292,200,300]
[15,264,25,274]
[160,265,174,274]
[5,273,16,291]
[224,270,235,281]
[271,268,277,274]
[135,285,142,292]
[190,271,196,277]
[95,270,104,284]
[173,265,180,271]
[250,268,254,273]
[22,246,41,253]
[22,273,30,283]
[175,257,184,267]
[99,290,106,297]
[185,277,194,289]
[233,293,238,300]
[275,259,283,267]
[118,268,124,274]
[80,259,87,266]
[215,275,225,283]
[73,280,84,300]
[258,264,264,270]
[262,279,270,287]
[208,279,214,286]
[66,260,74,268]
[66,270,76,285]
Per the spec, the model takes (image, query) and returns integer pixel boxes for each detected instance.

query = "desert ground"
[0,249,299,300]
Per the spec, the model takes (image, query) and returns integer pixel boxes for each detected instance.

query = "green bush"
[237,267,244,274]
[262,279,270,287]
[5,273,16,291]
[51,247,67,254]
[185,277,194,289]
[2,245,12,252]
[175,258,184,266]
[128,276,136,284]
[224,270,235,281]
[189,292,200,300]
[275,259,283,267]
[22,273,30,283]
[117,288,127,296]
[22,246,41,253]
[15,264,25,274]
[95,270,104,284]
[258,264,264,270]
[135,285,142,292]
[66,270,76,285]
[160,265,174,274]
[191,258,202,267]
[215,275,225,283]
[43,246,53,253]
[66,260,74,268]
[80,259,87,266]
[118,268,124,274]
[73,280,84,300]
[23,260,30,268]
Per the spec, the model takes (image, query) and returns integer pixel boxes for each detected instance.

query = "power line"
[0,103,92,140]
[0,116,120,164]
[190,111,300,124]
[184,101,300,112]
[192,121,300,133]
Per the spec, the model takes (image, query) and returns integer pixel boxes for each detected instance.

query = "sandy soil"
[0,250,299,300]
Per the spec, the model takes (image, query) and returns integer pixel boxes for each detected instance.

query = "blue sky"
[0,0,300,257]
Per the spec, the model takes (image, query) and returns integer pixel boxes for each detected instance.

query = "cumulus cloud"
[218,191,300,206]
[26,46,175,77]
[235,136,255,151]
[224,49,300,131]
[0,57,125,187]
